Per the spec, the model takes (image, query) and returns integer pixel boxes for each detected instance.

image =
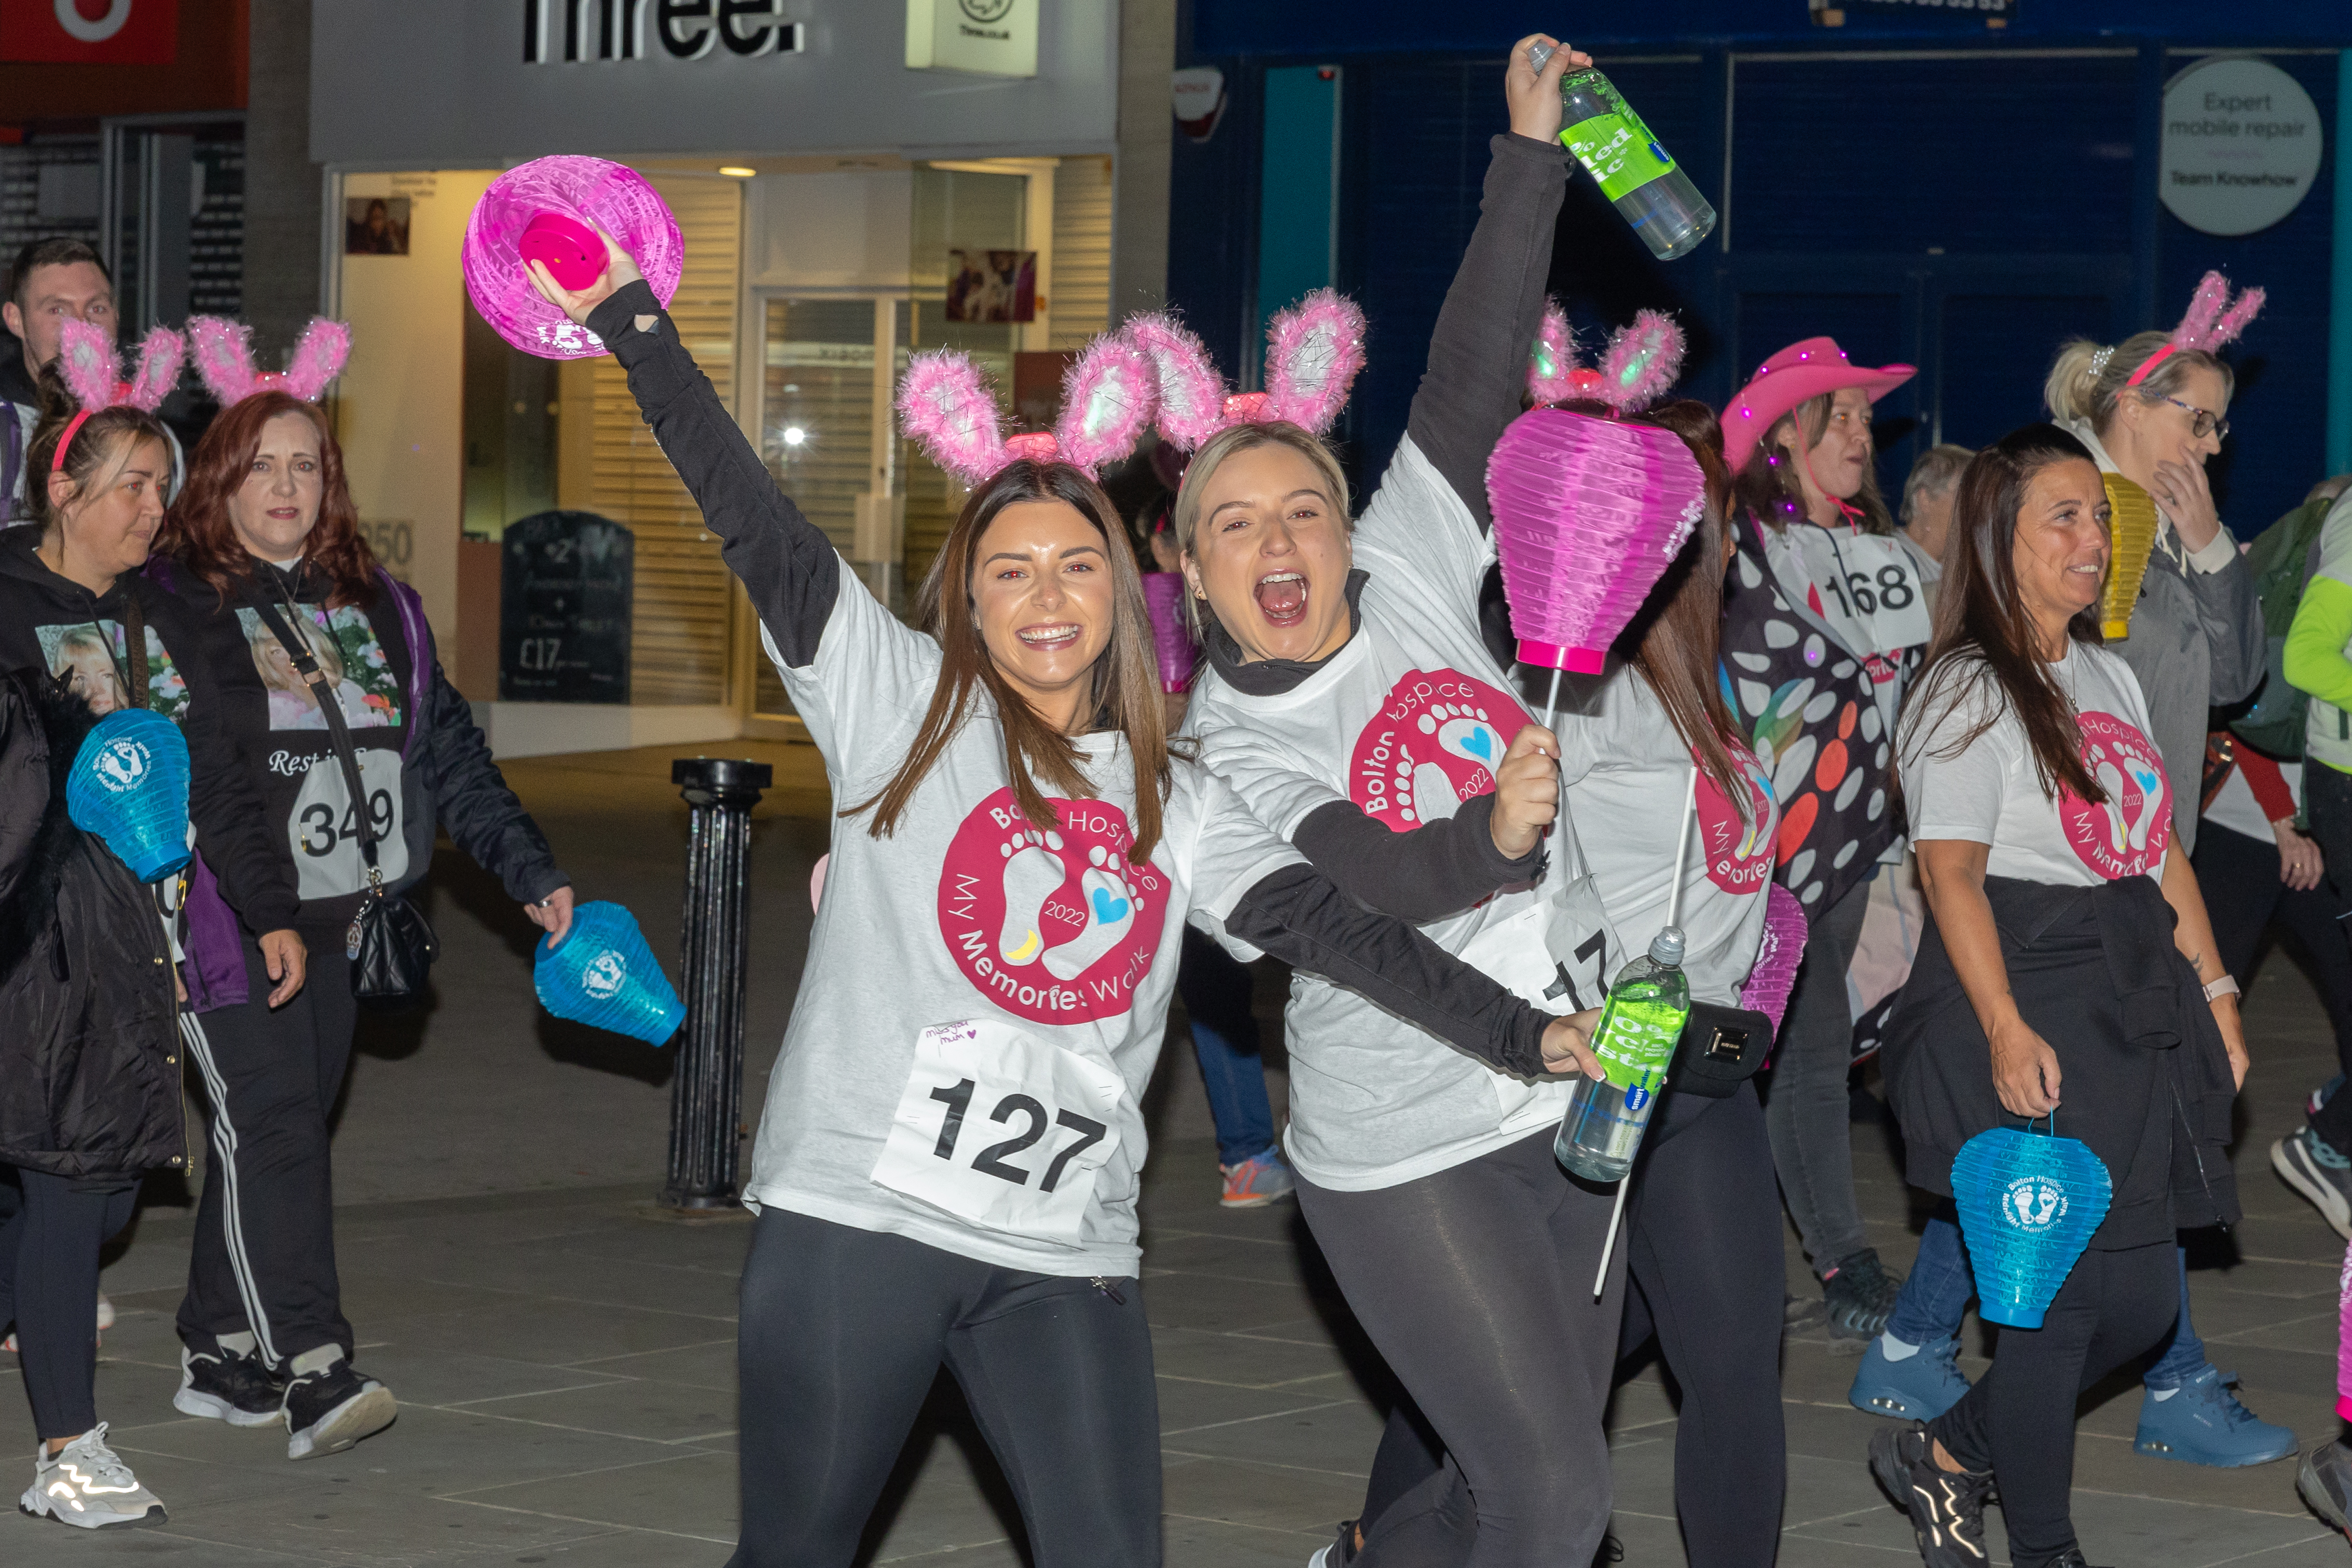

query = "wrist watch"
[2203,975,2240,1003]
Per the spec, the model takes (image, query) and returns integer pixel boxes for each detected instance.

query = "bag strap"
[120,591,149,710]
[1,402,20,522]
[377,569,429,760]
[246,580,380,873]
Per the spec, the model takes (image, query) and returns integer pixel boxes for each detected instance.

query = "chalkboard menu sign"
[499,511,632,703]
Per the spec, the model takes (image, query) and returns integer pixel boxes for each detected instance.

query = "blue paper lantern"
[1952,1122,2112,1329]
[65,709,191,884]
[534,900,684,1046]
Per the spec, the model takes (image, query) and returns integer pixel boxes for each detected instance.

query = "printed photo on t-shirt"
[235,603,401,731]
[33,621,191,723]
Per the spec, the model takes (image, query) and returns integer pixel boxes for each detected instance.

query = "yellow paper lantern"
[2100,472,2160,640]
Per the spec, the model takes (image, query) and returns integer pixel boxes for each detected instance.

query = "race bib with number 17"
[869,1019,1130,1248]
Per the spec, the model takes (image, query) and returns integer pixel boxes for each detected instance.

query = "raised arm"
[1405,37,1578,532]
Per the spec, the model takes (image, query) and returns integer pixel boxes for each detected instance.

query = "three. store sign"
[522,0,803,63]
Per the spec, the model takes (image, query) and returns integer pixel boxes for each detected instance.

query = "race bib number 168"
[869,1020,1129,1248]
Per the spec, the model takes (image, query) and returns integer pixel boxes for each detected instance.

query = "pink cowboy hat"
[1718,337,1915,473]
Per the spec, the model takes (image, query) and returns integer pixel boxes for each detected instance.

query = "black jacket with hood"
[0,667,184,1178]
[0,524,297,931]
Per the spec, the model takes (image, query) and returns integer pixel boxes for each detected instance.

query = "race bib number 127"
[869,1020,1129,1248]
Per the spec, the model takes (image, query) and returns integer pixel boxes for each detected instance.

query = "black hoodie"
[0,523,298,933]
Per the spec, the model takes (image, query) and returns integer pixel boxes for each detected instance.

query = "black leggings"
[1294,1129,1625,1568]
[0,1168,137,1440]
[728,1206,1160,1568]
[1618,1082,1786,1567]
[1927,1240,2177,1568]
[1343,1088,1786,1567]
[2193,819,2352,1151]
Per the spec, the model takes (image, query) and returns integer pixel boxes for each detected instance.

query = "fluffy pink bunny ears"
[1526,300,1686,414]
[2123,270,2263,390]
[897,330,1157,489]
[1124,290,1368,451]
[187,316,352,406]
[52,318,185,475]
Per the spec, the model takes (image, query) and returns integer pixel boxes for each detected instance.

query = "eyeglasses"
[2163,396,2230,442]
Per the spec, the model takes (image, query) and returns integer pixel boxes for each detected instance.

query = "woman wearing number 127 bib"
[530,229,1601,1566]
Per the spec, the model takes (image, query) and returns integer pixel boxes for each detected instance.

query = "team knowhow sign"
[905,0,1035,79]
[2160,55,2323,238]
[521,0,804,63]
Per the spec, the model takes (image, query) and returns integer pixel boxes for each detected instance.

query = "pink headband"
[2119,270,2263,389]
[1124,291,1367,451]
[187,315,352,407]
[896,328,1156,489]
[50,320,184,476]
[1526,299,1686,413]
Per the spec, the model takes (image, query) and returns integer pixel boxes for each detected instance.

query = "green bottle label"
[1589,995,1687,1107]
[1560,109,1675,202]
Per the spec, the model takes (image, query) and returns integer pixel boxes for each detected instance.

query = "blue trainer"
[1848,1332,1972,1421]
[2134,1365,2296,1467]
[1219,1146,1297,1208]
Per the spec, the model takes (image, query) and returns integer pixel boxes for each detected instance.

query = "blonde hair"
[1900,443,1974,525]
[2043,331,2235,436]
[1171,421,1353,635]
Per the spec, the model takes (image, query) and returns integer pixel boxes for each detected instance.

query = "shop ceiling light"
[719,166,757,178]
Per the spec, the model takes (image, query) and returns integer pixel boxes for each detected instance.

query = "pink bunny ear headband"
[896,329,1158,490]
[1525,301,1686,414]
[187,315,353,407]
[2100,270,2264,389]
[1124,290,1368,452]
[51,319,185,476]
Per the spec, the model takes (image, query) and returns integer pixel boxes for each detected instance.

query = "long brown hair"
[1901,423,2106,805]
[1621,398,1752,820]
[852,460,1174,864]
[1729,392,1896,536]
[159,392,378,609]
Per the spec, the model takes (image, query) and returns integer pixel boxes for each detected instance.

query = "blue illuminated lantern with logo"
[534,900,684,1046]
[65,708,191,884]
[1952,1119,2112,1329]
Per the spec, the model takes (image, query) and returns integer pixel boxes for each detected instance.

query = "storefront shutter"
[586,173,742,706]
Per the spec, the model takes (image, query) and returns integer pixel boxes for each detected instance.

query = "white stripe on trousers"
[178,1011,284,1369]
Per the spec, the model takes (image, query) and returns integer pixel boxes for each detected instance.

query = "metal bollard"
[663,757,773,1211]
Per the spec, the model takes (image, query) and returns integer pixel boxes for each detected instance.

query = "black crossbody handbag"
[247,588,437,1003]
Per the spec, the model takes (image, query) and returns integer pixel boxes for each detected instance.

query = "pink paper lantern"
[463,157,684,360]
[1485,407,1706,673]
[1739,883,1809,1041]
[1142,572,1198,695]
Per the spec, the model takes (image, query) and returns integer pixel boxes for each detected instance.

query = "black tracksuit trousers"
[176,931,357,1368]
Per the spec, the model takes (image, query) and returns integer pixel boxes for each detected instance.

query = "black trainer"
[1870,1421,1991,1567]
[281,1349,397,1461]
[2044,1551,2111,1567]
[1823,1248,1904,1341]
[172,1343,284,1428]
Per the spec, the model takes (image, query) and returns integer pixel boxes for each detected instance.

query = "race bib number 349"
[288,750,407,900]
[869,1020,1129,1248]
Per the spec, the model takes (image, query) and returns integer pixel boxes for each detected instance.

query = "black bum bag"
[1667,1000,1773,1099]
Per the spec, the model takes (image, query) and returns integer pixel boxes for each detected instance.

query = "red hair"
[160,391,379,609]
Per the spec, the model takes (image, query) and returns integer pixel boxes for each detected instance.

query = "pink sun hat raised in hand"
[1718,336,1914,474]
[463,156,684,359]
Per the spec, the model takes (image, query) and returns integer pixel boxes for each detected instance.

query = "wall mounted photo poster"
[945,249,1037,323]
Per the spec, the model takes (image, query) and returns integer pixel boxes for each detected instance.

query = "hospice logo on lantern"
[936,789,1167,1025]
[2058,711,2171,880]
[1349,669,1531,830]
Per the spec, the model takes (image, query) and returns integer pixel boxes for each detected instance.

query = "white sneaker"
[19,1425,164,1529]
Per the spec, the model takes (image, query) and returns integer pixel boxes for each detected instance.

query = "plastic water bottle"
[1529,44,1717,261]
[1555,927,1691,1181]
